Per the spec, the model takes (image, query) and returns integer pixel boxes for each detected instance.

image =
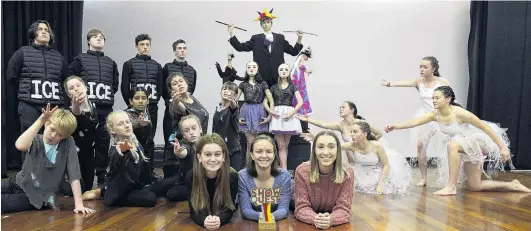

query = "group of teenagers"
[3,9,531,230]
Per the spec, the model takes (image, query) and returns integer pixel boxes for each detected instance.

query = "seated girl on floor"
[82,111,173,207]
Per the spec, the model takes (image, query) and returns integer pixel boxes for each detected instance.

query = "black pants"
[162,105,178,178]
[230,150,243,171]
[166,173,188,202]
[94,106,113,182]
[162,104,174,178]
[166,183,187,202]
[163,162,179,180]
[145,104,158,172]
[58,114,98,196]
[75,114,97,192]
[301,121,309,133]
[1,176,37,213]
[102,173,176,207]
[16,101,56,166]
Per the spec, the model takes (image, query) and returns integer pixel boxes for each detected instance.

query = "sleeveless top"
[352,146,380,166]
[418,78,441,112]
[436,113,468,136]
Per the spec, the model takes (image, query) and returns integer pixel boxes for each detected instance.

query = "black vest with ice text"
[78,50,116,106]
[129,54,160,104]
[18,43,65,105]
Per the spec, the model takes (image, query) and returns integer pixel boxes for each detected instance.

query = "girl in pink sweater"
[294,131,354,229]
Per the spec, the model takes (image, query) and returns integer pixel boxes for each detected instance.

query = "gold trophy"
[251,188,281,231]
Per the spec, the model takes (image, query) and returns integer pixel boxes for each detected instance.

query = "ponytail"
[450,101,463,108]
[434,69,441,77]
[422,56,441,77]
[366,132,377,141]
[354,121,376,141]
[345,101,365,119]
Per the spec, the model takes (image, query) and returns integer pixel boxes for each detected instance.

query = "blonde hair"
[106,111,148,162]
[49,109,77,138]
[63,75,87,97]
[309,130,349,184]
[191,133,235,215]
[178,115,202,133]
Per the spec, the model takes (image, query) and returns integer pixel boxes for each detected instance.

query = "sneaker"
[152,172,163,183]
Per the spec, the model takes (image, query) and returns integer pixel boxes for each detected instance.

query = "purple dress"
[238,81,269,133]
[291,65,312,115]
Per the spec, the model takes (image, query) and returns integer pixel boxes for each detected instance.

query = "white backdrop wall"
[82,1,471,157]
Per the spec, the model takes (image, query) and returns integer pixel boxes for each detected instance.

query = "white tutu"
[435,120,514,186]
[406,109,447,159]
[352,146,413,194]
[342,135,394,166]
[269,105,302,135]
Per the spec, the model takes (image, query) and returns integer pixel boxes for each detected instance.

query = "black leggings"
[301,120,309,133]
[102,175,176,207]
[58,114,97,196]
[166,183,188,202]
[1,177,37,213]
[94,106,112,180]
[165,173,188,202]
[144,104,159,172]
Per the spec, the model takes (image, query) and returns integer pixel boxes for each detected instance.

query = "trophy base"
[258,219,276,230]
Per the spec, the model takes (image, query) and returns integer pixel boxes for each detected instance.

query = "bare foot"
[82,189,101,201]
[511,179,531,193]
[433,186,457,196]
[417,179,427,187]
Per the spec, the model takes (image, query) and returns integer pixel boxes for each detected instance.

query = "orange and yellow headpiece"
[255,8,277,21]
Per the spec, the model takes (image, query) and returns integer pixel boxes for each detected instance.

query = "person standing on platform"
[227,8,304,87]
[290,48,313,133]
[69,28,119,185]
[266,64,303,169]
[7,20,70,166]
[162,39,198,177]
[121,34,163,182]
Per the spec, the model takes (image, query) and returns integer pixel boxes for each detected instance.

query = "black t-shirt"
[212,104,241,154]
[270,83,296,106]
[238,81,269,104]
[177,142,195,185]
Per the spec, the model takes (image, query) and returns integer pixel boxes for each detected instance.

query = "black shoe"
[96,171,106,185]
[288,170,295,179]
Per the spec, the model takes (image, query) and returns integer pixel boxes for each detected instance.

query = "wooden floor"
[2,169,531,231]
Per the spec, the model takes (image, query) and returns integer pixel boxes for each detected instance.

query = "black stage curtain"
[1,1,84,174]
[467,1,531,169]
